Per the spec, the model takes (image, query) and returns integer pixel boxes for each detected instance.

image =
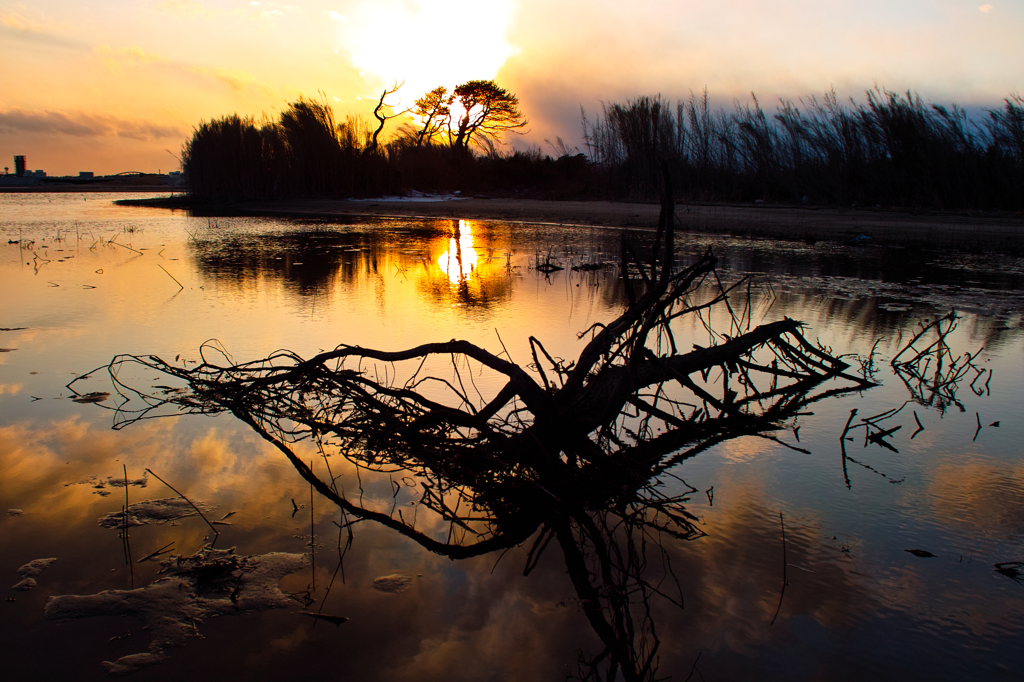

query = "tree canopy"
[411,80,527,151]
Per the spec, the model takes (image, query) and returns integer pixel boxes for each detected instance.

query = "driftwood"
[70,190,874,681]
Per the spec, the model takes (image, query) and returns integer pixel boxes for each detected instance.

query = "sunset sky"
[1,0,1021,176]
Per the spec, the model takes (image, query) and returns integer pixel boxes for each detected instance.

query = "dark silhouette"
[177,84,1023,212]
[583,88,1024,209]
[449,80,528,151]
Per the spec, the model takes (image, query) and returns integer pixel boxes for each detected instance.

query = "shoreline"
[0,185,182,193]
[84,193,1024,255]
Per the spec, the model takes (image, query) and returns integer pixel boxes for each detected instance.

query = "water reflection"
[4,195,1024,680]
[190,220,515,310]
[78,245,875,678]
[437,220,478,286]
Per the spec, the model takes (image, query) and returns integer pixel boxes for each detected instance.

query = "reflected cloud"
[928,459,1024,537]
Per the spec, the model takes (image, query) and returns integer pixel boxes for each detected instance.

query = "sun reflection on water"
[437,219,479,285]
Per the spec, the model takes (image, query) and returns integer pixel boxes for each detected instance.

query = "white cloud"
[158,0,217,18]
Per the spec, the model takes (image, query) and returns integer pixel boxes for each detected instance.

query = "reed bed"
[182,88,1024,212]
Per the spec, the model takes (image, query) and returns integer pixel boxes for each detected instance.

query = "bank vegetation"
[181,84,1024,212]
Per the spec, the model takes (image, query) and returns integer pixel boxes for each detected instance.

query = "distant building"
[79,172,94,179]
[14,156,26,177]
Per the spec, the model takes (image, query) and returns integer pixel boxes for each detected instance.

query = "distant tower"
[14,156,26,177]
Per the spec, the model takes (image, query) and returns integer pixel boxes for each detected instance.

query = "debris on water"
[107,473,148,488]
[299,611,348,626]
[72,392,110,404]
[571,262,608,272]
[70,474,148,490]
[45,547,307,675]
[849,234,872,244]
[372,574,413,593]
[220,511,237,520]
[97,497,215,529]
[13,558,57,591]
[0,348,17,353]
[994,561,1024,583]
[905,549,938,558]
[7,509,23,517]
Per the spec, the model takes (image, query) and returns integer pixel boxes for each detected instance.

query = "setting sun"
[333,0,516,110]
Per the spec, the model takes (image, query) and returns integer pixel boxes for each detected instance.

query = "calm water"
[1,193,1023,681]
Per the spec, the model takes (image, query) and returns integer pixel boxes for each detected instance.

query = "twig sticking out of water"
[770,511,788,626]
[137,542,175,563]
[111,241,143,256]
[911,411,925,439]
[299,611,348,626]
[145,468,219,542]
[839,408,857,488]
[123,464,134,588]
[310,460,316,598]
[157,264,184,291]
[682,650,704,682]
[891,311,983,412]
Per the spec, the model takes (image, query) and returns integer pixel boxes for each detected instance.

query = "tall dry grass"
[182,88,1023,211]
[583,88,1024,210]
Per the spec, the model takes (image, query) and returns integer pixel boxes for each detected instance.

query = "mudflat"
[184,196,1024,254]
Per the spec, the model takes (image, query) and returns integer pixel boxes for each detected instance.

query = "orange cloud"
[94,45,171,72]
[190,65,275,95]
[0,109,185,140]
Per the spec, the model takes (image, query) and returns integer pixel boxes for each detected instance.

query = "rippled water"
[1,193,1022,681]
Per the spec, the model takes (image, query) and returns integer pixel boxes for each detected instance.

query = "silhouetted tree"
[367,82,405,154]
[410,86,452,146]
[450,80,528,151]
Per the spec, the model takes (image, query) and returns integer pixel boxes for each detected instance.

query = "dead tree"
[366,81,405,154]
[70,194,874,681]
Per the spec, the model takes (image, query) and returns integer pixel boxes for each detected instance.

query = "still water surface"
[1,193,1023,680]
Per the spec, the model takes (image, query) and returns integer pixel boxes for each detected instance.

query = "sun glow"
[437,220,479,285]
[333,0,516,110]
